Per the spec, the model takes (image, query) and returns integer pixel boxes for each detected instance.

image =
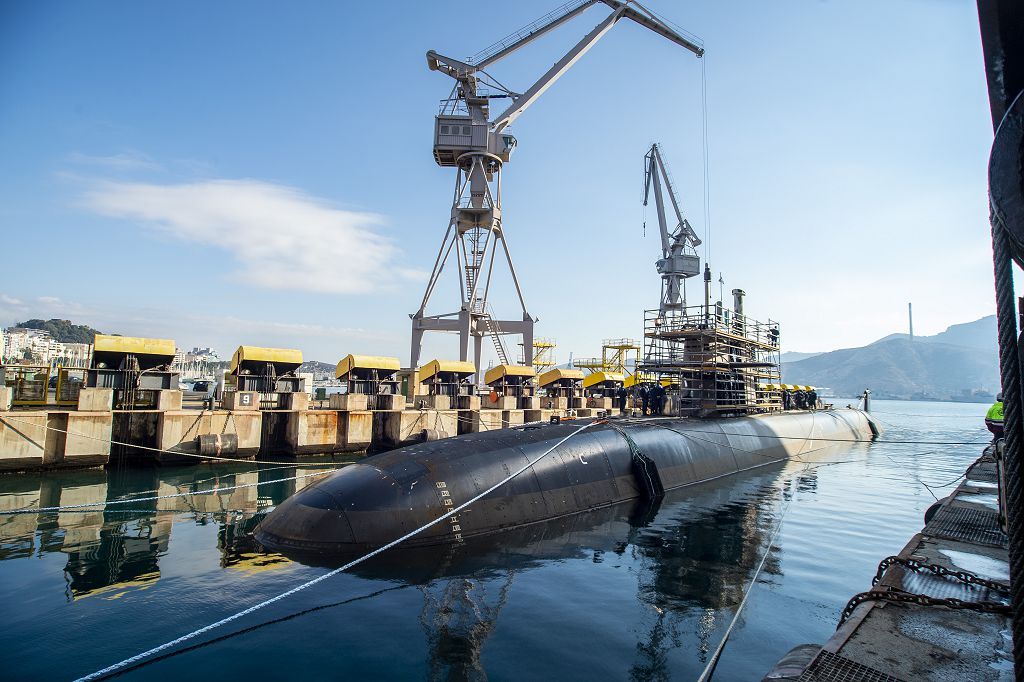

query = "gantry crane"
[410,0,704,373]
[643,143,702,315]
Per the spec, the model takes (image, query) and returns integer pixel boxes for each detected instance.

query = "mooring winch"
[537,368,585,411]
[482,364,535,410]
[86,334,179,409]
[583,371,625,410]
[415,359,476,409]
[225,346,305,410]
[334,354,402,411]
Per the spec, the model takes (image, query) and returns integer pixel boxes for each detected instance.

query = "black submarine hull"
[255,410,878,554]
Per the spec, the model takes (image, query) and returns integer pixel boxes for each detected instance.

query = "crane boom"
[471,0,601,70]
[491,4,625,132]
[488,0,704,131]
[427,0,703,132]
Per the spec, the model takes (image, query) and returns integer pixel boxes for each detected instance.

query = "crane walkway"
[467,0,593,66]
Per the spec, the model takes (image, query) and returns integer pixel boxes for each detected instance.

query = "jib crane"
[643,143,702,314]
[410,0,704,372]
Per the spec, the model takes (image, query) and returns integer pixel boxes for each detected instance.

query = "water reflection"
[0,463,333,600]
[0,455,811,677]
[284,460,807,680]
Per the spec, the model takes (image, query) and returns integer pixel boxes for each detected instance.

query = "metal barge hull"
[255,409,878,553]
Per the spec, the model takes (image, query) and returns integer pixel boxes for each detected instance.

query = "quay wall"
[2,398,829,473]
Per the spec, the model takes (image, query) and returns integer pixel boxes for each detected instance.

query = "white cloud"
[68,151,162,171]
[0,294,403,360]
[0,295,90,326]
[82,178,424,294]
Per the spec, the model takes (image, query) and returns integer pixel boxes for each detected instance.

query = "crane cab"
[433,116,516,166]
[656,254,700,278]
[434,116,486,166]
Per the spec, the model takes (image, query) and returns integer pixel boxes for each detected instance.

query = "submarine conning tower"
[255,409,880,554]
[639,280,784,418]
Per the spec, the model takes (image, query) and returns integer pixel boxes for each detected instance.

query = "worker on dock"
[615,385,628,415]
[986,393,1004,440]
[637,383,650,416]
[650,383,666,415]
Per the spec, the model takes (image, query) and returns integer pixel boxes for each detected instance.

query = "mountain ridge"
[783,315,997,400]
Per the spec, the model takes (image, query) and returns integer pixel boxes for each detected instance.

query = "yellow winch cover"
[538,368,584,387]
[419,359,476,383]
[93,334,175,359]
[484,364,535,386]
[336,354,401,379]
[624,373,656,389]
[230,346,303,373]
[582,371,625,389]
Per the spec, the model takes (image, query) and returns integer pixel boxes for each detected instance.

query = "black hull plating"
[255,410,877,554]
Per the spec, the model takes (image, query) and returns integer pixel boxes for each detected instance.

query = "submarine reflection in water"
[0,464,329,599]
[284,462,826,681]
[256,409,877,553]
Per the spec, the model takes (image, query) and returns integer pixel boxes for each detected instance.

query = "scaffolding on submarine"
[638,287,783,418]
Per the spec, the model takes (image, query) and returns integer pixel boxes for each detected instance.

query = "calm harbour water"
[0,399,991,681]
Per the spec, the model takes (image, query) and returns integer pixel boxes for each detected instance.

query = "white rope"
[73,420,598,682]
[0,470,340,515]
[696,472,797,682]
[0,414,341,466]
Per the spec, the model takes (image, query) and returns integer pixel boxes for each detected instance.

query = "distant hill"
[299,360,336,380]
[780,351,822,363]
[14,318,103,344]
[783,316,998,400]
[872,315,996,353]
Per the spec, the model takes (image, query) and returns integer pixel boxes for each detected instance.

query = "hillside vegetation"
[14,318,103,344]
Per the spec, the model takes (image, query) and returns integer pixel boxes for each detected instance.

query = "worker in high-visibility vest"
[986,393,1004,440]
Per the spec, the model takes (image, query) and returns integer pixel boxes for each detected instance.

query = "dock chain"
[837,555,1012,627]
[838,587,1011,628]
[871,555,1011,593]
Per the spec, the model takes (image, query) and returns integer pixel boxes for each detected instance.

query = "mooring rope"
[72,420,599,682]
[634,416,989,446]
[696,475,795,682]
[0,414,342,466]
[0,470,339,515]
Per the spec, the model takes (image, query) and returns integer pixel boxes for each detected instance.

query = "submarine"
[257,155,880,556]
[255,409,878,554]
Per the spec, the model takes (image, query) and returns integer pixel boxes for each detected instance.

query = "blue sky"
[0,0,995,364]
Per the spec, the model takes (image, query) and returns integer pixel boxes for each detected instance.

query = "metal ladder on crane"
[483,306,510,365]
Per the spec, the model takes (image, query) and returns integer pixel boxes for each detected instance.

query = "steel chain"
[872,555,1011,593]
[838,587,1011,628]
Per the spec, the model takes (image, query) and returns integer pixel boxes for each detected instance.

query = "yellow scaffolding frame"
[574,338,641,375]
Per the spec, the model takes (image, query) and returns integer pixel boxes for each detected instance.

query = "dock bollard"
[198,433,239,456]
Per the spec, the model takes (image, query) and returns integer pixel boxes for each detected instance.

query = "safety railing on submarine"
[638,305,783,416]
